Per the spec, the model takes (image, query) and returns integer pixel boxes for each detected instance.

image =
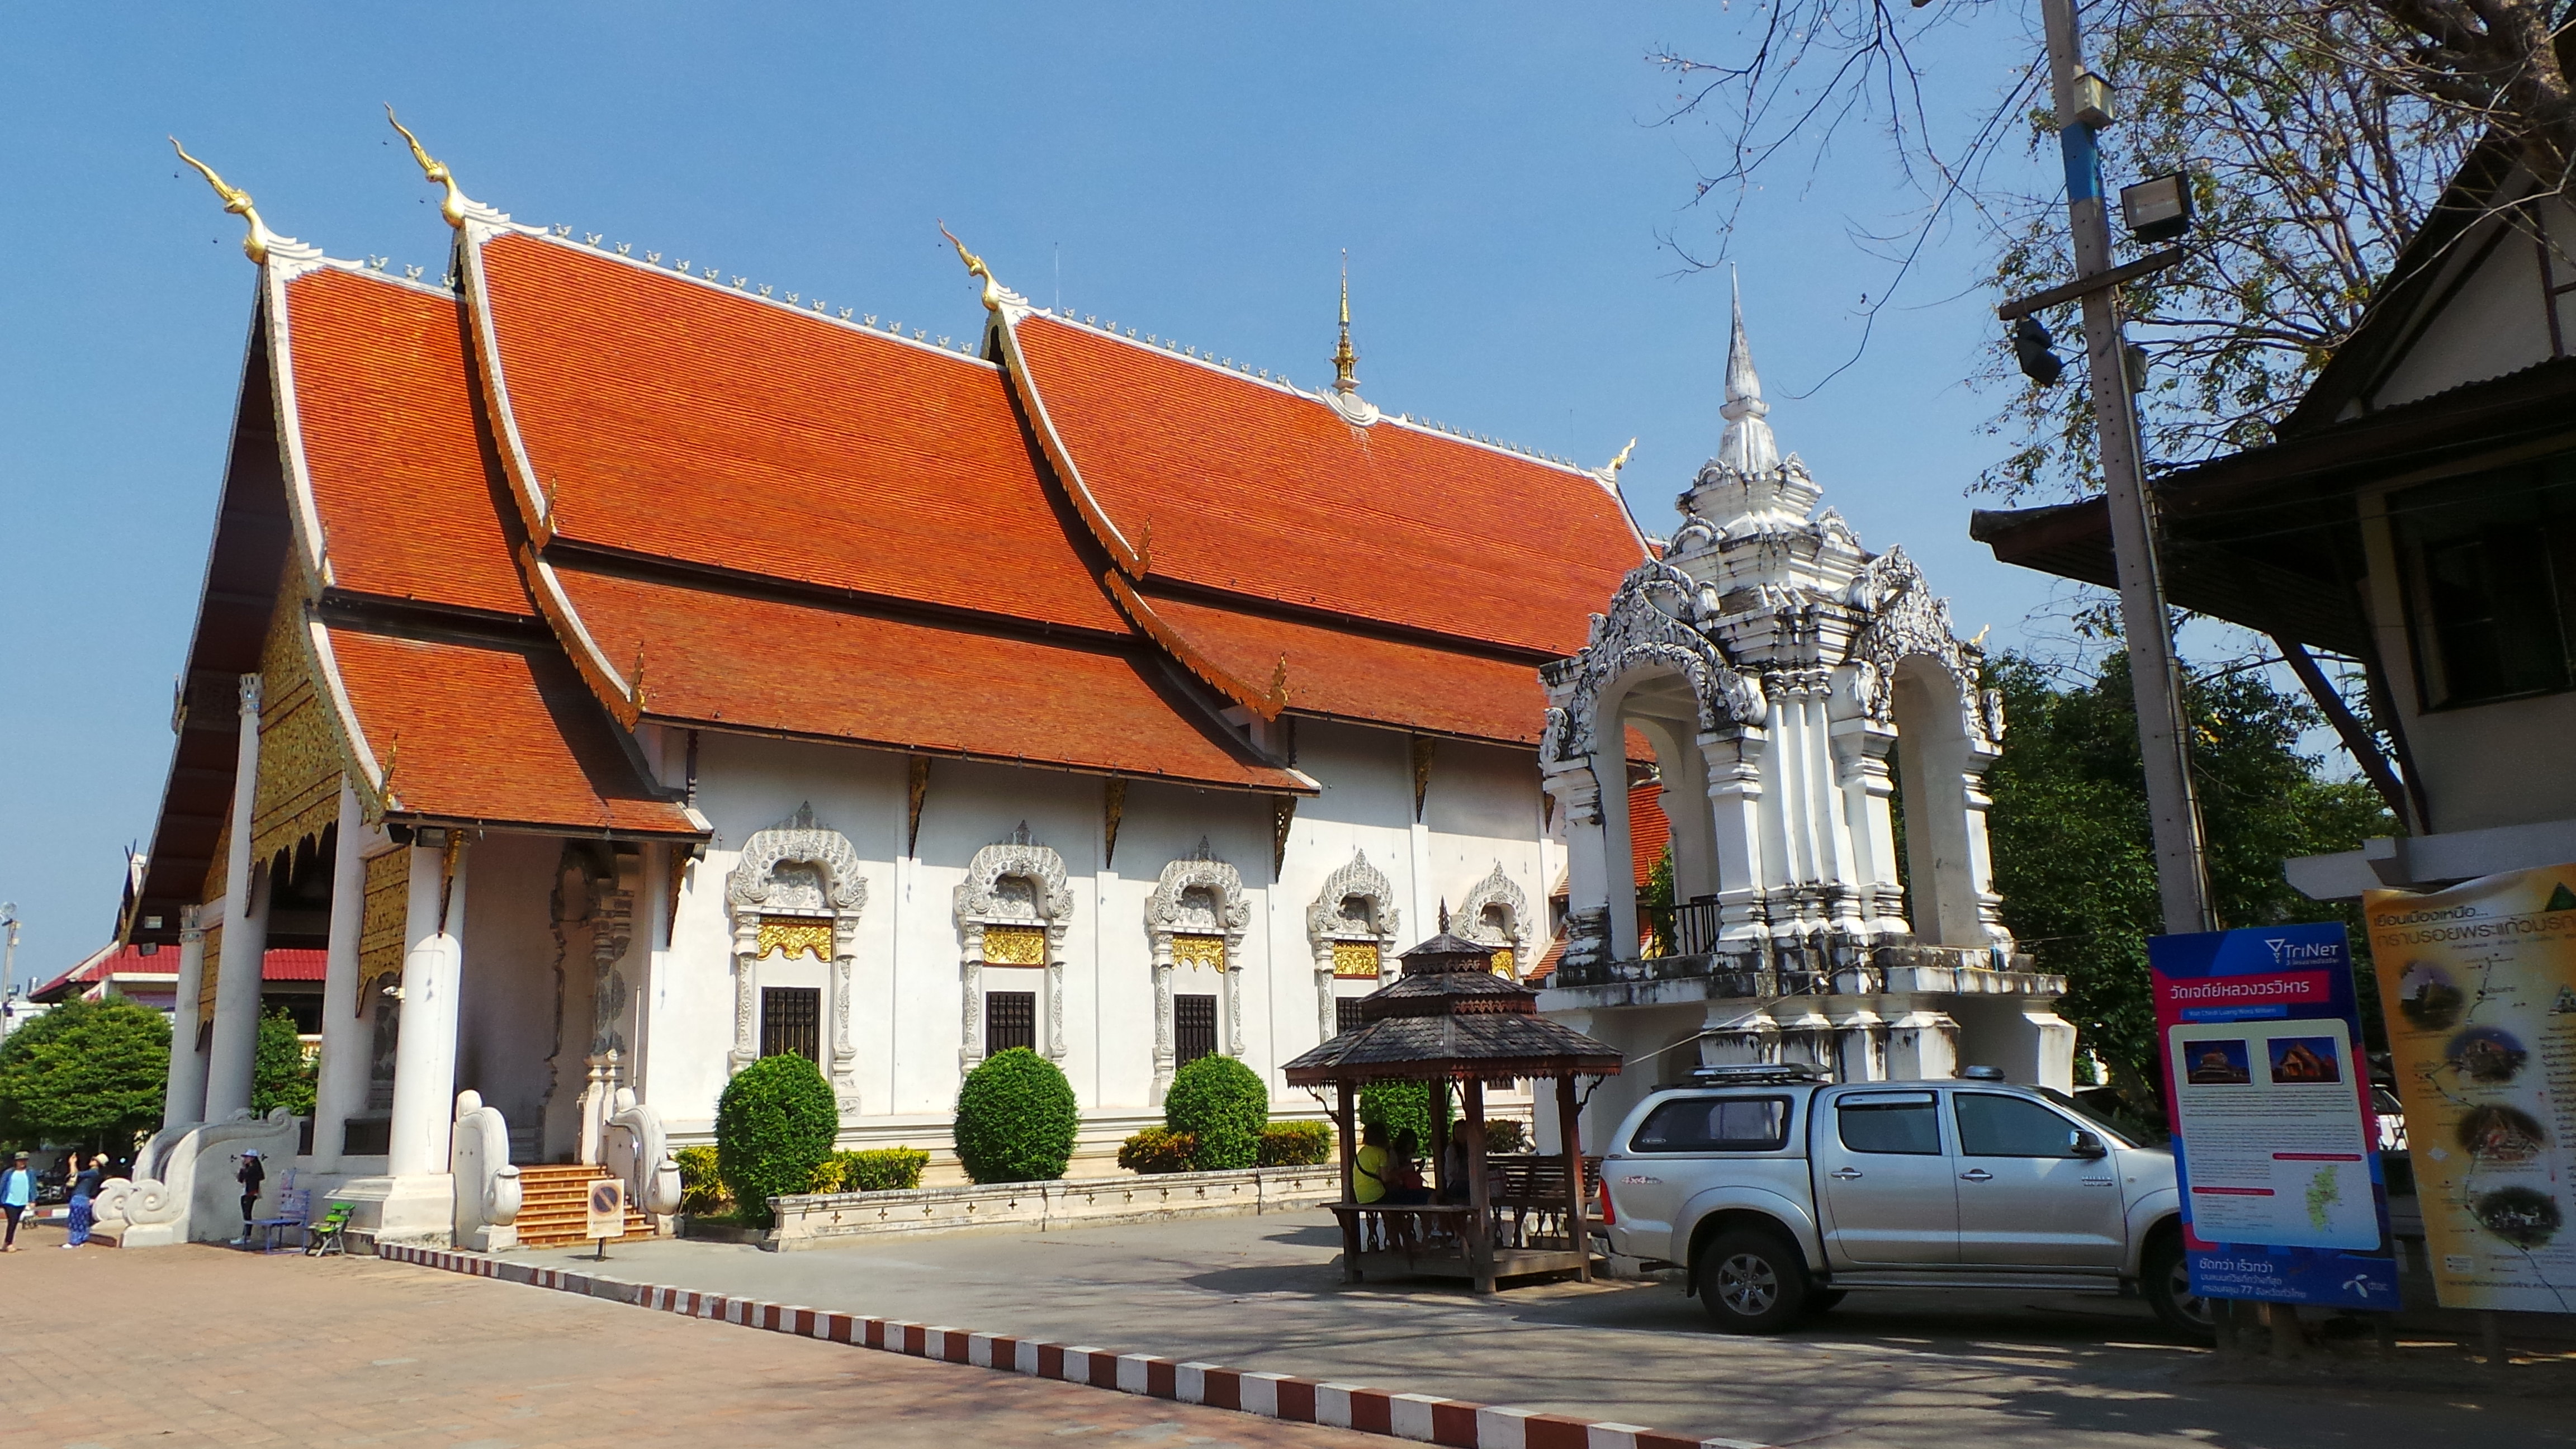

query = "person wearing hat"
[235,1150,267,1244]
[1,1152,31,1251]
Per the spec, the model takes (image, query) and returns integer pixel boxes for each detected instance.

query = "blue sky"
[0,3,2074,981]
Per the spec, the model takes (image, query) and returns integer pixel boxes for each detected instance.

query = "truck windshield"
[2034,1087,2166,1147]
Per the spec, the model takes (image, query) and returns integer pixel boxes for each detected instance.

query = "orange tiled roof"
[322,626,700,836]
[467,232,1125,635]
[280,268,528,616]
[1005,313,1646,654]
[1120,586,1548,745]
[1630,782,1671,888]
[549,565,1311,793]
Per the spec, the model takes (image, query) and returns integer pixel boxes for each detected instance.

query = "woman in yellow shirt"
[1355,1122,1391,1204]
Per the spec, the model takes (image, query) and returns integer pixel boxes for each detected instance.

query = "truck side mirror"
[2070,1130,2108,1159]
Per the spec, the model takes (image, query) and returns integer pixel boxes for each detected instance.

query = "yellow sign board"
[586,1177,626,1242]
[2366,863,2576,1313]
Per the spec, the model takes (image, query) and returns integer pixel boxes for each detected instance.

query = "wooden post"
[1335,1079,1361,1283]
[1464,1077,1493,1295]
[1557,1074,1590,1283]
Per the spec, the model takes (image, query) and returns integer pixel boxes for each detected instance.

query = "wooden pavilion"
[1284,916,1622,1293]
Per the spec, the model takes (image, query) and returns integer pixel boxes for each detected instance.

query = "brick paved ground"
[0,1227,1381,1449]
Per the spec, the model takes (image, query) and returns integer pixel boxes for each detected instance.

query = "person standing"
[235,1150,266,1244]
[61,1154,106,1249]
[1,1153,31,1251]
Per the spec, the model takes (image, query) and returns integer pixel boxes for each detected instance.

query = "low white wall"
[765,1164,1337,1251]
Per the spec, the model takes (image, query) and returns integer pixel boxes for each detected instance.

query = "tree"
[251,1007,316,1119]
[714,1054,840,1227]
[1651,0,2535,499]
[0,996,169,1152]
[1983,650,2392,1104]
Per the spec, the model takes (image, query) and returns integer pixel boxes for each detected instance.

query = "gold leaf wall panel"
[359,850,409,987]
[1332,942,1381,979]
[983,924,1045,965]
[200,925,224,1016]
[757,917,834,962]
[1171,934,1225,969]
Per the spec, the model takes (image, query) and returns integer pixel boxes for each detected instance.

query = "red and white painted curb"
[379,1244,1764,1449]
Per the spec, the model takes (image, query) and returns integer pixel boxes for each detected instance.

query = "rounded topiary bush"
[1164,1054,1270,1170]
[715,1053,839,1227]
[954,1047,1079,1184]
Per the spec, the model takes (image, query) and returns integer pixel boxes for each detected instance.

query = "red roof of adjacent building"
[1630,783,1671,888]
[280,268,529,617]
[1006,314,1647,656]
[32,944,327,1002]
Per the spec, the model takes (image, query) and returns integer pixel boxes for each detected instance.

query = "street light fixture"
[2121,172,2195,243]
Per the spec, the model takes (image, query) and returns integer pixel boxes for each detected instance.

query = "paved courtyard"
[504,1209,2572,1448]
[0,1219,1377,1449]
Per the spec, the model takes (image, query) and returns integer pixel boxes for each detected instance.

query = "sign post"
[2150,922,2399,1327]
[586,1176,625,1262]
[2366,863,2576,1323]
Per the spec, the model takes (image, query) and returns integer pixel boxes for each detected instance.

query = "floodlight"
[2122,172,2194,242]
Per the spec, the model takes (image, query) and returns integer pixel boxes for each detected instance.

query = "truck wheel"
[2142,1230,2215,1342]
[1696,1230,1809,1334]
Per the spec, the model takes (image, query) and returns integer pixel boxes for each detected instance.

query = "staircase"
[513,1163,653,1248]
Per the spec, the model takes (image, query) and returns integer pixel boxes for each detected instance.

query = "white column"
[388,839,468,1178]
[203,674,266,1120]
[311,783,372,1168]
[1546,765,1612,970]
[162,907,210,1129]
[1698,725,1771,941]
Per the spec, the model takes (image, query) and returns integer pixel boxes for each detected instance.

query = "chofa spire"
[386,106,482,230]
[1331,252,1360,395]
[1717,268,1779,473]
[169,138,281,264]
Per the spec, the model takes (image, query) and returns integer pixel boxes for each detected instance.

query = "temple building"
[116,124,2065,1246]
[119,127,1636,1243]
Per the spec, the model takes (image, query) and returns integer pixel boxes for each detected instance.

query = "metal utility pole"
[2034,0,2218,936]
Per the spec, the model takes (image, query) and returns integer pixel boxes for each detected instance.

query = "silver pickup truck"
[1597,1064,2206,1337]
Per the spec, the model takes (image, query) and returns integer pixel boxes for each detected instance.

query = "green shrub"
[1163,1055,1269,1170]
[953,1047,1078,1184]
[810,1147,931,1194]
[1258,1120,1333,1167]
[715,1054,840,1227]
[1358,1081,1448,1154]
[1117,1127,1200,1174]
[675,1144,731,1215]
[1483,1118,1528,1154]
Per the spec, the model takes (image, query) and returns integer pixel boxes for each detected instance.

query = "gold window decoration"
[1171,934,1225,969]
[1332,941,1381,979]
[1489,946,1517,978]
[983,924,1046,965]
[757,917,835,962]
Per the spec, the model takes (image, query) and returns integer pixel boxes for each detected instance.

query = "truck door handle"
[2082,1177,2116,1186]
[1958,1169,1993,1182]
[1828,1168,1863,1180]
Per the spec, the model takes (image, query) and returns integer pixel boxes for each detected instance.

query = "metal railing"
[1639,897,1723,959]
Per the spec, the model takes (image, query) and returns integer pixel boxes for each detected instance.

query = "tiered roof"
[130,130,1656,939]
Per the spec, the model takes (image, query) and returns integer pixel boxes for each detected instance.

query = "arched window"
[725,804,869,1107]
[1144,842,1249,1100]
[954,823,1073,1071]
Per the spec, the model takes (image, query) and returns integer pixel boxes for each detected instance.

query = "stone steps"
[512,1163,651,1247]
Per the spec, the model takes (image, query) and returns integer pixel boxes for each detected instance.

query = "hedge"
[1163,1055,1269,1170]
[1359,1080,1450,1153]
[1258,1120,1333,1167]
[1117,1127,1199,1174]
[715,1053,840,1227]
[809,1147,930,1194]
[953,1047,1078,1183]
[675,1144,730,1215]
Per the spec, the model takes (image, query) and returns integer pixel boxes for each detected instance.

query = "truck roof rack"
[1673,1063,1831,1088]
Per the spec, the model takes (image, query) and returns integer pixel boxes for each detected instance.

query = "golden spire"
[1603,437,1636,479]
[386,105,474,229]
[1331,252,1359,395]
[169,138,273,264]
[939,221,1017,313]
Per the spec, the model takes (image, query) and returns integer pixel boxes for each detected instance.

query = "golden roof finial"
[386,105,475,229]
[170,137,273,264]
[939,221,1016,313]
[1603,437,1636,478]
[1331,251,1360,395]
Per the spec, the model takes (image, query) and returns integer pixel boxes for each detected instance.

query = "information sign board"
[2366,863,2576,1313]
[2150,921,2398,1309]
